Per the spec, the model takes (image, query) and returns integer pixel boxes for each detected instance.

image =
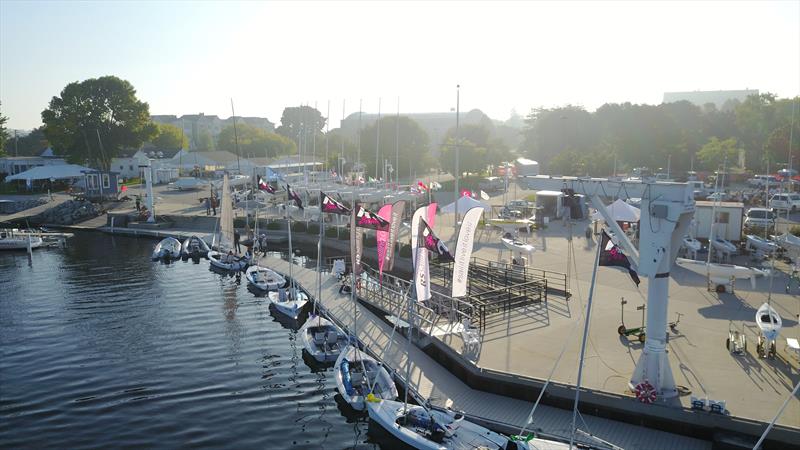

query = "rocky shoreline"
[32,200,102,225]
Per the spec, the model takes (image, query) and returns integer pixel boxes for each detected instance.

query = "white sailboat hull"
[756,302,782,341]
[268,288,308,320]
[676,258,767,288]
[501,237,535,253]
[334,345,398,411]
[208,250,249,271]
[245,265,286,291]
[745,235,778,253]
[300,316,348,363]
[711,238,737,255]
[682,237,701,252]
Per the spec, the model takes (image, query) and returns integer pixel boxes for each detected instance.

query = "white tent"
[441,195,491,214]
[5,164,91,182]
[591,198,641,222]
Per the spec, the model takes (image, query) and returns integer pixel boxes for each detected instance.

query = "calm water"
[0,232,384,449]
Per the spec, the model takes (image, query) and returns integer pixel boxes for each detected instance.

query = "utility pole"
[231,99,241,173]
[454,84,461,233]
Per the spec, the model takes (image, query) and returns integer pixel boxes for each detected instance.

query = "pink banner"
[427,203,437,229]
[376,204,393,281]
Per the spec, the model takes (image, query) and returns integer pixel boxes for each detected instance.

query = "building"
[0,147,66,176]
[693,200,744,242]
[110,149,182,180]
[338,109,491,150]
[151,114,275,149]
[662,90,758,109]
[80,170,121,201]
[168,150,257,174]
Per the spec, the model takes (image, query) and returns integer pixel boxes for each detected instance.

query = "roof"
[536,190,563,196]
[516,157,538,166]
[696,201,744,208]
[189,151,242,163]
[5,164,92,182]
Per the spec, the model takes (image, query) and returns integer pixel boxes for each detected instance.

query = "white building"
[0,148,66,176]
[693,200,744,242]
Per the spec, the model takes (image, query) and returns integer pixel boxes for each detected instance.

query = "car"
[744,208,775,228]
[748,175,780,188]
[769,193,800,212]
[706,192,729,202]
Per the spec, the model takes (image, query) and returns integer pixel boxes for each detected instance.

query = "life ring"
[634,380,657,404]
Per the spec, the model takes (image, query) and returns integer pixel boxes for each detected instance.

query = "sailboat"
[245,265,287,291]
[756,302,782,342]
[208,174,250,271]
[268,184,308,320]
[335,345,398,411]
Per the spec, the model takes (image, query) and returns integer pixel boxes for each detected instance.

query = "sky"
[1,0,799,131]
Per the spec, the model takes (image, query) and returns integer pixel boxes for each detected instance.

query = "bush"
[291,221,307,233]
[399,244,412,257]
[266,221,282,230]
[307,223,320,234]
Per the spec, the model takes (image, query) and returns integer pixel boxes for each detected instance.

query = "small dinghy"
[268,287,308,320]
[181,235,210,258]
[209,250,250,272]
[335,345,398,411]
[745,235,778,254]
[245,265,287,291]
[152,237,182,261]
[300,315,349,363]
[367,399,560,450]
[756,302,782,342]
[501,236,535,253]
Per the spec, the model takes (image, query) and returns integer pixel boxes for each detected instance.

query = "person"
[205,197,211,216]
[226,250,235,264]
[135,196,141,212]
[211,195,217,215]
[234,230,241,253]
[259,233,268,255]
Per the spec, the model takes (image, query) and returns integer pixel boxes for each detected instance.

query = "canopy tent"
[441,195,491,214]
[591,198,641,222]
[5,164,91,182]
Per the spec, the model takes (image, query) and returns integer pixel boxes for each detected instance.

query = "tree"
[439,123,512,175]
[196,130,214,151]
[150,123,188,149]
[0,102,8,156]
[358,116,430,179]
[276,105,326,140]
[41,76,157,170]
[322,131,358,172]
[697,137,742,170]
[217,122,295,159]
[1,126,49,156]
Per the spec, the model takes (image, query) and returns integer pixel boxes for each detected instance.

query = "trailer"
[693,200,744,242]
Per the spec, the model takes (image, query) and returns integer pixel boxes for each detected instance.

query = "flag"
[286,183,303,209]
[320,192,350,215]
[599,230,640,286]
[418,181,429,191]
[257,175,276,194]
[354,204,390,231]
[480,190,489,200]
[385,200,406,272]
[460,189,473,198]
[350,206,364,277]
[376,204,393,280]
[414,217,431,302]
[420,219,453,261]
[411,206,426,268]
[427,203,437,228]
[452,207,483,297]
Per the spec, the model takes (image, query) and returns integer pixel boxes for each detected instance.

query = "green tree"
[0,102,8,156]
[41,76,157,170]
[697,137,741,170]
[322,131,357,172]
[358,116,430,179]
[276,105,326,140]
[150,122,188,149]
[1,126,49,156]
[217,122,296,159]
[195,130,214,151]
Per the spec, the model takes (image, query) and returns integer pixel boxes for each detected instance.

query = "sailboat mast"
[569,233,603,448]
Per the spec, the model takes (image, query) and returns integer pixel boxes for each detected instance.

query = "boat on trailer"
[501,237,535,254]
[300,315,349,363]
[745,234,778,254]
[334,345,397,411]
[755,302,782,342]
[245,265,287,291]
[152,237,181,261]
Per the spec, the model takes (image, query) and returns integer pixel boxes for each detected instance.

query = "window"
[717,212,730,224]
[129,165,134,171]
[102,174,110,189]
[87,174,97,190]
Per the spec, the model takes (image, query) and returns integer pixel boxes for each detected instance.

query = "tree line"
[521,95,799,176]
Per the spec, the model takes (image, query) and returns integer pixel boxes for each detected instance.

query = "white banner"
[451,207,484,297]
[411,205,426,268]
[414,218,431,302]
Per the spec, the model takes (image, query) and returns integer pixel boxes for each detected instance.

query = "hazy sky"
[1,1,798,130]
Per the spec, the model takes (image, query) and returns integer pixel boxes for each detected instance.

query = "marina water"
[0,232,385,449]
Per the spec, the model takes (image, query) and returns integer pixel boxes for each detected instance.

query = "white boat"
[299,315,348,363]
[501,237,535,253]
[755,302,782,342]
[676,258,768,289]
[488,218,533,234]
[775,232,800,253]
[0,229,43,251]
[367,399,564,450]
[181,235,210,258]
[745,235,778,254]
[208,174,250,271]
[334,345,398,411]
[152,237,182,260]
[682,236,701,252]
[711,237,737,255]
[268,287,309,320]
[245,265,287,291]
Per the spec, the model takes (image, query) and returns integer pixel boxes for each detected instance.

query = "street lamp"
[454,84,460,233]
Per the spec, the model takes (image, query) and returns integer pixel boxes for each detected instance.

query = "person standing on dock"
[135,196,141,212]
[234,229,241,253]
[204,197,211,216]
[211,195,217,215]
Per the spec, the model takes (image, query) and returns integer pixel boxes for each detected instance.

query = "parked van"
[769,193,800,212]
[744,208,775,228]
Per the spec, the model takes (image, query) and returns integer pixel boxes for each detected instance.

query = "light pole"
[454,84,460,233]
